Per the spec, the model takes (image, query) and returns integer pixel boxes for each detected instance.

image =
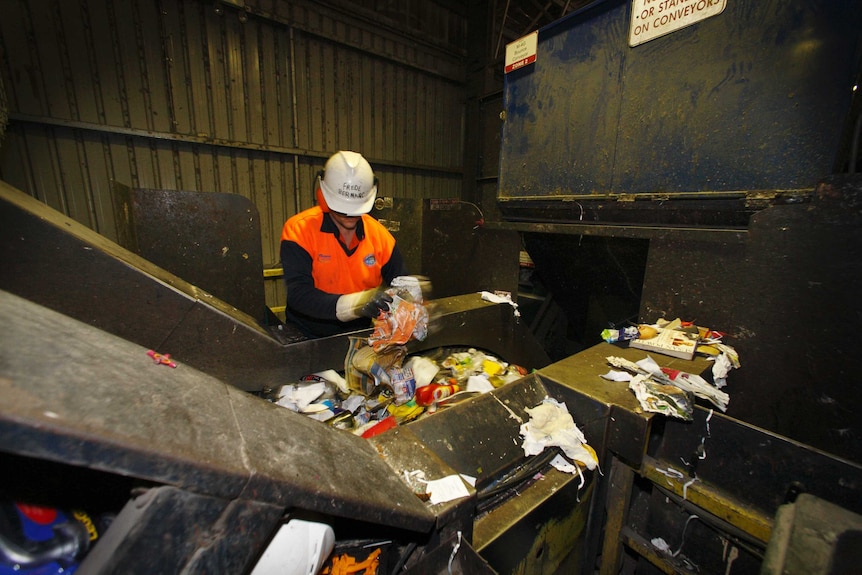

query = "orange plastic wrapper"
[368,295,425,352]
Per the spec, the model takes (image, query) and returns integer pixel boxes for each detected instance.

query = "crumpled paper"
[628,374,694,420]
[480,290,520,317]
[605,355,728,412]
[519,398,598,471]
[276,381,326,412]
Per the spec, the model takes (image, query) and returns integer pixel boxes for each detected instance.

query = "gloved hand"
[359,291,393,319]
[336,289,393,322]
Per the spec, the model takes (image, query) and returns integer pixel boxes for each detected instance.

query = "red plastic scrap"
[147,349,177,368]
[360,416,397,439]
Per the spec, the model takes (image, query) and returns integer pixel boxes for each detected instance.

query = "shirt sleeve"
[280,238,340,320]
[381,243,408,285]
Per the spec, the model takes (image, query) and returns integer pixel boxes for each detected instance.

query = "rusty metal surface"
[499,0,861,204]
[0,288,436,533]
[114,182,267,322]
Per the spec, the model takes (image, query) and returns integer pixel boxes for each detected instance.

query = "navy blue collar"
[322,212,365,253]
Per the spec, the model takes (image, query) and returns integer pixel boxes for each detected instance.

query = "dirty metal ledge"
[484,220,748,243]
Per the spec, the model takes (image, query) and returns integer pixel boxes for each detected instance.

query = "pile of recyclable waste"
[600,317,740,420]
[260,277,529,436]
[259,345,529,437]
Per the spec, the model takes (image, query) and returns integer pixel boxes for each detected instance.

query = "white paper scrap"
[314,369,349,394]
[601,370,632,382]
[479,291,520,317]
[427,475,471,505]
[550,453,577,474]
[342,394,365,414]
[466,374,495,393]
[460,474,477,487]
[636,355,663,375]
[519,398,598,470]
[712,353,732,388]
[276,382,325,412]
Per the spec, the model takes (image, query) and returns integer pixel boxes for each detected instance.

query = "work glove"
[359,291,393,319]
[335,289,392,321]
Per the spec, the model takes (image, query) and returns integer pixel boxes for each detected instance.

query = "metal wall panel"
[0,0,467,312]
[498,0,862,202]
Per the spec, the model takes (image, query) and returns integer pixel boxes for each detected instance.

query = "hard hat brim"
[319,179,377,216]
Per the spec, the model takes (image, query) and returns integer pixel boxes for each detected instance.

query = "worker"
[280,151,407,338]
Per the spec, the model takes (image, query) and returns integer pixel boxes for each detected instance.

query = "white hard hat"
[318,151,377,216]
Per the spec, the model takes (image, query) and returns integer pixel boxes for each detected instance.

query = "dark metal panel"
[76,487,232,575]
[0,290,256,500]
[477,477,594,575]
[113,184,268,322]
[77,489,287,574]
[372,196,425,275]
[1,180,200,348]
[639,175,862,464]
[0,288,437,532]
[409,295,552,372]
[371,425,478,540]
[402,375,552,488]
[539,342,715,467]
[421,199,521,299]
[2,179,549,391]
[180,498,286,574]
[499,0,862,202]
[648,406,862,523]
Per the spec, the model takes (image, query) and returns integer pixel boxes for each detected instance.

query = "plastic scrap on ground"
[147,349,177,368]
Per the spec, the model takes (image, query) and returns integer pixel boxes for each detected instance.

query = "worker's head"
[318,151,377,216]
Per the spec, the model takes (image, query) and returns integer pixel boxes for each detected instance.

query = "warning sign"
[505,31,538,74]
[629,0,727,47]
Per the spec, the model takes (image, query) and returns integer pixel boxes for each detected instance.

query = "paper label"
[629,0,727,47]
[505,31,538,73]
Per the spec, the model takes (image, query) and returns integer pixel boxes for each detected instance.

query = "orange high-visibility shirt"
[281,206,397,295]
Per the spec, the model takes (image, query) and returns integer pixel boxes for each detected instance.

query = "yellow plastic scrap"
[322,548,381,575]
[387,400,424,423]
[482,359,503,376]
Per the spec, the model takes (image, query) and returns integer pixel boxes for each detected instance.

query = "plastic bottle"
[415,382,459,406]
[601,326,640,343]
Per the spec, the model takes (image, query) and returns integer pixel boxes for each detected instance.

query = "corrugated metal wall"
[0,0,468,311]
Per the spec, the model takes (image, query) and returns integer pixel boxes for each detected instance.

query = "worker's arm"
[280,239,341,320]
[381,244,408,284]
[280,239,389,321]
